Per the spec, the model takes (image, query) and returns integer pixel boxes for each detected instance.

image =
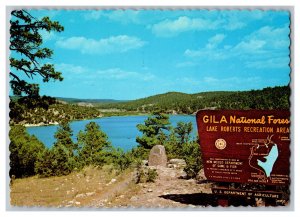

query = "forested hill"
[96,86,290,114]
[9,85,290,125]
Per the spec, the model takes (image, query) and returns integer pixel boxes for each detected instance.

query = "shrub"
[9,125,46,178]
[136,165,158,183]
[182,141,203,179]
[146,168,158,182]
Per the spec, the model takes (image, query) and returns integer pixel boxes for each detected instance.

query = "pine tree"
[78,122,111,166]
[35,121,77,177]
[136,110,170,149]
[54,120,76,155]
[10,10,64,97]
[174,121,193,144]
[9,125,46,178]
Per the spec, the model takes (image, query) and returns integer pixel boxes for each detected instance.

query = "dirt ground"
[10,164,286,208]
[10,164,215,208]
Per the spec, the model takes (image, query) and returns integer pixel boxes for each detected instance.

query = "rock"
[75,193,85,198]
[148,145,167,167]
[169,159,186,169]
[186,179,196,183]
[106,178,117,185]
[86,192,95,196]
[130,196,138,201]
[179,170,187,179]
[142,160,148,166]
[196,169,207,181]
[147,189,153,192]
[75,201,81,205]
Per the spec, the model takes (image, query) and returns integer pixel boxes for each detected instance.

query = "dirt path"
[87,171,136,207]
[105,166,214,208]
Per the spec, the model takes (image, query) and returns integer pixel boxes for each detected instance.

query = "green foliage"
[17,121,135,177]
[136,164,158,183]
[35,145,77,177]
[9,100,102,125]
[54,120,76,153]
[10,10,64,97]
[182,141,202,179]
[35,121,77,177]
[34,149,54,177]
[97,86,290,113]
[10,118,201,180]
[129,146,150,162]
[146,168,158,182]
[136,110,170,149]
[113,149,134,172]
[165,122,202,179]
[9,125,46,178]
[174,122,193,144]
[78,122,111,166]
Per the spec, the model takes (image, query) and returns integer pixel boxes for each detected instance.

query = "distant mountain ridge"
[55,97,127,104]
[55,86,290,114]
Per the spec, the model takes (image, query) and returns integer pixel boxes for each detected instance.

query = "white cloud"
[184,34,227,59]
[54,63,156,83]
[206,34,226,49]
[106,10,141,24]
[55,63,87,75]
[225,19,245,30]
[184,25,290,69]
[95,68,155,81]
[203,76,261,86]
[83,10,141,24]
[83,11,103,20]
[56,35,146,54]
[150,16,221,37]
[150,15,247,37]
[184,48,227,60]
[244,25,290,49]
[234,39,266,54]
[40,30,58,42]
[231,25,290,57]
[245,57,290,69]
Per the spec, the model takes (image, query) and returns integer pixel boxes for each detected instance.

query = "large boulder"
[148,145,167,167]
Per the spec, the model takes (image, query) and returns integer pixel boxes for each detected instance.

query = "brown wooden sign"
[196,110,290,186]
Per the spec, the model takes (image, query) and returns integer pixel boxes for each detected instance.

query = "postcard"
[8,7,292,209]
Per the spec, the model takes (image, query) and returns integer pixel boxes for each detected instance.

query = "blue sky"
[15,10,290,100]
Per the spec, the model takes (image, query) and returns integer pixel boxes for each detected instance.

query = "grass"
[10,165,134,207]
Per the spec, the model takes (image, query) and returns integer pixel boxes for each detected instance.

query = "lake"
[27,115,198,152]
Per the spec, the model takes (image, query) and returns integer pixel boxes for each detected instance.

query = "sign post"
[196,110,290,206]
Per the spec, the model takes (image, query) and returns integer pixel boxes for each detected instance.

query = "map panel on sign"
[196,110,290,186]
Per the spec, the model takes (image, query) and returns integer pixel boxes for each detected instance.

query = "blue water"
[257,144,279,177]
[27,115,197,152]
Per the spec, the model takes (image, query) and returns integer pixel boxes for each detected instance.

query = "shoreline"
[20,113,195,128]
[24,122,59,128]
